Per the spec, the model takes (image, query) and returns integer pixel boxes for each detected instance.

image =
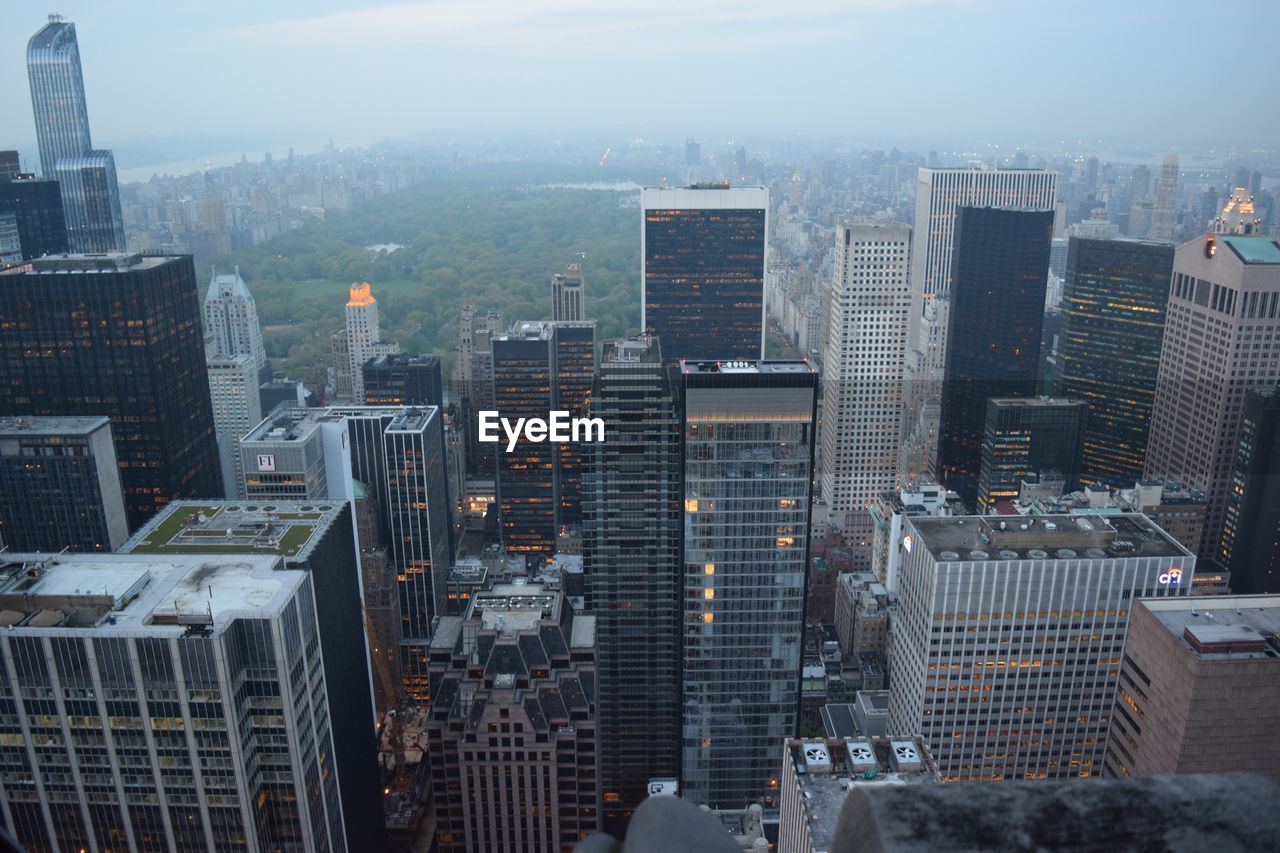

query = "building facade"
[493,322,557,555]
[362,353,444,409]
[552,321,596,529]
[680,360,818,809]
[339,282,399,404]
[203,267,267,372]
[0,174,67,260]
[976,397,1088,512]
[207,353,263,500]
[1218,387,1280,593]
[552,262,585,322]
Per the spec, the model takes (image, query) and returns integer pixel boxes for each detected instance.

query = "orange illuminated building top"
[347,282,376,307]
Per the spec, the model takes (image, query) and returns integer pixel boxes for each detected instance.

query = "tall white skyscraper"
[820,223,912,566]
[207,353,263,499]
[899,167,1057,484]
[203,266,266,371]
[1150,153,1179,242]
[338,282,398,403]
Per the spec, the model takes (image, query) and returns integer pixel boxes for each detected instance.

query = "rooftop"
[468,580,561,632]
[1221,236,1280,265]
[1140,595,1280,660]
[680,359,817,375]
[0,415,110,436]
[1,253,175,275]
[122,501,342,559]
[908,513,1190,562]
[0,553,296,635]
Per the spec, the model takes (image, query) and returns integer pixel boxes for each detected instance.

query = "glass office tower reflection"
[680,360,817,810]
[26,16,125,252]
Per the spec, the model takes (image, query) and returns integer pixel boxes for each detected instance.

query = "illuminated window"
[684,499,698,513]
[704,563,715,575]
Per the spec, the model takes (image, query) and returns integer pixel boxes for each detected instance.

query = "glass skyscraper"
[26,16,125,252]
[680,359,817,809]
[493,322,557,555]
[552,321,597,528]
[1059,238,1174,487]
[642,186,769,363]
[976,397,1088,512]
[937,207,1054,509]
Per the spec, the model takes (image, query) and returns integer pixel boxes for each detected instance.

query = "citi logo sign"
[1159,567,1184,585]
[478,410,605,452]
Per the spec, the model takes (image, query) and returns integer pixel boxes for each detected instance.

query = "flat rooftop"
[1221,236,1280,265]
[1140,595,1280,660]
[0,415,110,436]
[0,553,296,635]
[909,513,1189,562]
[0,254,175,275]
[468,580,560,632]
[680,359,817,375]
[243,404,413,443]
[123,501,342,560]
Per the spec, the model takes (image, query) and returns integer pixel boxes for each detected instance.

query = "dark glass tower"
[0,174,68,260]
[937,207,1053,509]
[976,397,1088,512]
[1219,388,1280,593]
[1059,238,1174,487]
[362,352,444,408]
[0,255,222,528]
[493,322,557,555]
[553,321,596,528]
[680,359,817,810]
[583,337,682,832]
[642,186,768,363]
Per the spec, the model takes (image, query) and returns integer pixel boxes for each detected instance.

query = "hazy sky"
[3,0,1277,167]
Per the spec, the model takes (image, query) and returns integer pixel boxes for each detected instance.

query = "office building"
[453,304,502,476]
[1214,187,1265,236]
[1058,238,1174,487]
[1150,153,1179,242]
[1218,387,1280,593]
[0,214,19,268]
[1145,235,1280,556]
[0,151,17,180]
[820,223,912,565]
[552,262,585,322]
[680,359,818,809]
[834,572,891,659]
[362,352,443,408]
[582,337,682,831]
[334,282,399,403]
[493,322,557,555]
[869,484,963,594]
[1102,595,1280,784]
[976,397,1088,512]
[778,737,939,853]
[26,16,125,252]
[0,173,68,260]
[207,353,263,500]
[425,580,600,851]
[642,185,769,362]
[123,500,384,849]
[900,167,1056,485]
[936,207,1054,509]
[259,377,310,413]
[0,254,222,528]
[203,267,266,372]
[553,321,597,528]
[0,416,127,552]
[888,513,1194,782]
[0,553,346,851]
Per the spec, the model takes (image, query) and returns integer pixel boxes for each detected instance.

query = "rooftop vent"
[846,740,878,771]
[939,551,961,561]
[1027,549,1049,559]
[889,740,922,772]
[998,550,1019,559]
[803,742,832,774]
[1086,548,1108,559]
[969,550,989,560]
[1056,549,1078,558]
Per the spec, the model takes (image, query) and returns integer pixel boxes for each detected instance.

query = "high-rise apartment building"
[820,223,912,565]
[493,322,557,555]
[26,16,125,252]
[1058,238,1173,487]
[1150,153,1179,242]
[0,173,68,260]
[582,337,682,831]
[203,267,266,372]
[552,262,585,322]
[0,553,347,851]
[680,360,818,809]
[976,397,1088,512]
[888,513,1193,782]
[335,282,399,403]
[425,580,600,851]
[207,353,263,499]
[123,501,384,850]
[0,416,128,552]
[936,208,1054,509]
[642,186,769,362]
[0,254,222,528]
[1145,235,1280,556]
[362,352,444,408]
[1102,595,1280,784]
[553,321,596,529]
[1218,387,1280,593]
[899,168,1056,485]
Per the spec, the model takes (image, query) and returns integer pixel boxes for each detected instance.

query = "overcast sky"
[3,0,1277,168]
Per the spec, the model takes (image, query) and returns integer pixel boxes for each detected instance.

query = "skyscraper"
[203,266,266,372]
[205,353,262,499]
[0,553,347,851]
[899,167,1056,484]
[888,514,1193,782]
[680,359,818,809]
[0,254,222,528]
[936,207,1054,509]
[1150,153,1179,242]
[642,185,769,363]
[819,223,912,565]
[26,16,125,252]
[552,320,596,528]
[493,322,557,555]
[0,173,68,260]
[976,397,1088,512]
[452,304,502,476]
[1145,235,1280,556]
[1218,387,1280,593]
[552,261,585,322]
[335,282,399,403]
[362,352,444,408]
[583,337,682,831]
[1058,238,1174,487]
[0,416,128,552]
